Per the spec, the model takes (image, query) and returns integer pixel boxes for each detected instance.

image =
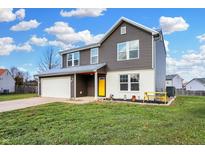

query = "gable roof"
[0,69,6,76]
[99,17,159,44]
[196,78,205,84]
[187,78,205,85]
[166,74,178,80]
[59,17,160,55]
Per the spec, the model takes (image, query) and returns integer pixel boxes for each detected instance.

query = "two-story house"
[0,69,15,93]
[166,74,183,89]
[37,17,166,100]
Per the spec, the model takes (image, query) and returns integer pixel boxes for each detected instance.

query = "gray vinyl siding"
[155,35,166,92]
[80,49,90,65]
[71,75,74,97]
[99,21,153,71]
[62,21,153,71]
[62,54,67,68]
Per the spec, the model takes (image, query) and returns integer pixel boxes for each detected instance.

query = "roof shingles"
[0,69,6,76]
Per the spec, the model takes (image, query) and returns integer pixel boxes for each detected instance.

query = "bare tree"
[38,47,60,73]
[10,67,30,85]
[10,67,22,78]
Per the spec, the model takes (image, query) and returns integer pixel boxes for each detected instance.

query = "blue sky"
[0,8,205,81]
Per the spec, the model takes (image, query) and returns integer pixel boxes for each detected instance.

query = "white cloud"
[17,67,27,72]
[15,9,25,20]
[164,40,169,51]
[0,8,16,22]
[0,8,25,22]
[60,8,106,17]
[28,35,74,49]
[160,16,189,35]
[0,37,32,56]
[45,21,104,45]
[0,66,5,69]
[197,33,205,43]
[48,40,75,49]
[0,37,16,55]
[10,19,40,31]
[15,42,32,51]
[29,35,48,46]
[167,45,205,81]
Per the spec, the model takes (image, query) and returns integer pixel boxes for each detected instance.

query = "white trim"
[94,72,98,99]
[38,77,40,96]
[74,73,76,99]
[59,43,100,55]
[152,35,156,91]
[152,36,154,69]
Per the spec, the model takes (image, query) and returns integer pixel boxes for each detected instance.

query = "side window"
[67,53,72,67]
[90,48,99,64]
[120,26,126,35]
[129,40,139,59]
[117,42,127,61]
[120,75,128,91]
[67,52,80,67]
[130,74,139,91]
[73,52,80,66]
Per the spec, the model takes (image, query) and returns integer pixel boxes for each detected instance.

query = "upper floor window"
[117,40,139,61]
[67,52,80,67]
[120,26,126,35]
[90,48,99,64]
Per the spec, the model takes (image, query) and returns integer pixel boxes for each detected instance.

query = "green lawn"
[0,93,38,102]
[0,96,204,144]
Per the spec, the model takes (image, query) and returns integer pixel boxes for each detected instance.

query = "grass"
[0,96,204,144]
[0,93,38,102]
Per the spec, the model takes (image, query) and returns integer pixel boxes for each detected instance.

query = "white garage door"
[41,76,71,98]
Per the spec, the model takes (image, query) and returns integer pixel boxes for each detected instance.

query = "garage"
[40,76,71,99]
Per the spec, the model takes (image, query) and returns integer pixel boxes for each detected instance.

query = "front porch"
[73,71,106,99]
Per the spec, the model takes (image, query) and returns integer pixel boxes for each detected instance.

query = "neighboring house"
[36,17,166,100]
[0,69,15,93]
[185,78,205,91]
[166,74,183,89]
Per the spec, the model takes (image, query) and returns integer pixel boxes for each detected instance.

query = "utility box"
[166,86,175,97]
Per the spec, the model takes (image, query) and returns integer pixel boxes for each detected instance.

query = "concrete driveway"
[0,97,67,113]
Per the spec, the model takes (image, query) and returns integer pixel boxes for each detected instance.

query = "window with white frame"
[117,40,139,61]
[120,26,126,35]
[90,48,99,64]
[120,74,128,91]
[120,74,139,91]
[130,74,139,91]
[67,52,80,67]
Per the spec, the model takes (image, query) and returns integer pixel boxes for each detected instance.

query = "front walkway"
[67,97,96,104]
[0,97,67,113]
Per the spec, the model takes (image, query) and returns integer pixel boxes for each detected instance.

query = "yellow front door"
[98,77,105,97]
